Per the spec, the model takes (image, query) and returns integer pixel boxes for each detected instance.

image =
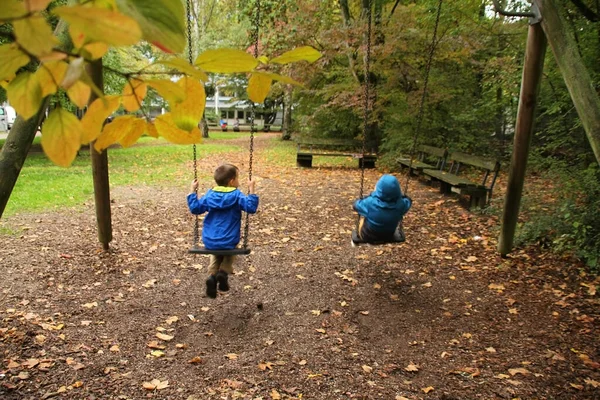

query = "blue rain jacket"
[353,174,412,235]
[187,187,259,249]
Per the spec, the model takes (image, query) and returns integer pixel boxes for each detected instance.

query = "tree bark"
[88,59,112,250]
[535,0,600,166]
[281,86,293,140]
[0,104,49,219]
[498,23,547,256]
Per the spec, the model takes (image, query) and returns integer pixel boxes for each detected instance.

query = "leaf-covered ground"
[1,134,599,399]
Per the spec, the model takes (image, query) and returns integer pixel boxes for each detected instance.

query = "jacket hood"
[375,174,402,202]
[205,187,240,210]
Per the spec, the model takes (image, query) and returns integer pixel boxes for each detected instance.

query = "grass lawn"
[1,135,244,217]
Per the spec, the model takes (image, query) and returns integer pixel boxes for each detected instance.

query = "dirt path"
[1,135,599,399]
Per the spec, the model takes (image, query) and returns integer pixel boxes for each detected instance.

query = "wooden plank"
[450,152,499,171]
[420,145,446,158]
[423,169,485,188]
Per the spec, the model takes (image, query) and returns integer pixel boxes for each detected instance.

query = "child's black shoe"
[206,275,217,298]
[216,271,229,292]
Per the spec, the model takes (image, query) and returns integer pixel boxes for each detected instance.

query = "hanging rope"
[186,0,200,247]
[358,1,372,202]
[403,0,443,195]
[242,0,260,249]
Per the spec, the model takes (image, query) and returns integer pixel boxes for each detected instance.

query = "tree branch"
[569,0,599,21]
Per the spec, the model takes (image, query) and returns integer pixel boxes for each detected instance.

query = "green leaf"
[195,49,258,73]
[247,73,272,104]
[155,58,208,82]
[0,44,30,81]
[7,72,43,120]
[53,5,142,47]
[270,46,322,65]
[116,0,185,53]
[41,108,83,167]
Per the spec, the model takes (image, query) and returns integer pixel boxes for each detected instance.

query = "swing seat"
[351,226,405,245]
[188,246,251,256]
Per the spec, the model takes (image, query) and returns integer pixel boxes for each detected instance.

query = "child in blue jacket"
[353,174,412,243]
[188,163,259,298]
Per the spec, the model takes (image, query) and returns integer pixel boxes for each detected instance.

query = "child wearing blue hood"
[187,163,259,298]
[353,174,412,243]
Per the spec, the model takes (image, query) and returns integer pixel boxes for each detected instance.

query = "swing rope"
[403,0,443,195]
[358,0,372,205]
[242,0,260,249]
[186,0,200,247]
[187,0,259,253]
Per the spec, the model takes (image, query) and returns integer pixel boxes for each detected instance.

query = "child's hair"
[214,163,239,186]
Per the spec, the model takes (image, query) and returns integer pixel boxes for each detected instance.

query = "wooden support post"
[535,0,600,166]
[498,23,547,256]
[88,60,112,250]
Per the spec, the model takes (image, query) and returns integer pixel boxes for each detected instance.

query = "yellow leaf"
[270,389,281,399]
[53,5,142,47]
[61,57,85,89]
[156,332,174,341]
[254,71,303,87]
[82,42,109,60]
[67,80,91,108]
[117,0,186,54]
[24,0,53,12]
[508,367,529,376]
[257,55,269,64]
[488,283,505,291]
[247,73,272,104]
[154,113,202,144]
[122,79,147,112]
[13,16,58,57]
[171,77,205,131]
[41,108,83,167]
[362,365,373,373]
[405,363,419,372]
[0,0,26,19]
[225,353,238,360]
[81,95,120,144]
[0,43,30,81]
[155,58,208,82]
[34,61,68,97]
[94,115,135,152]
[69,25,86,49]
[194,48,258,73]
[145,121,159,138]
[270,46,322,64]
[118,118,145,148]
[421,386,434,393]
[147,79,186,104]
[7,72,43,120]
[188,356,202,364]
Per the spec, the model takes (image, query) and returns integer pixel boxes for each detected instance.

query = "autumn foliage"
[0,0,321,166]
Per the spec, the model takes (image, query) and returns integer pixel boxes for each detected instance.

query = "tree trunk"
[281,86,293,140]
[536,0,600,165]
[0,104,49,219]
[200,117,209,138]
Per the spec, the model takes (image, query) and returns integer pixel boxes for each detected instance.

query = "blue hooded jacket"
[187,187,259,249]
[353,174,412,234]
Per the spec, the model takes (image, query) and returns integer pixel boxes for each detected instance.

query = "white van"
[0,107,8,132]
[5,105,16,130]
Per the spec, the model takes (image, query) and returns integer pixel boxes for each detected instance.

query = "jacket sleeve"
[239,193,259,214]
[353,196,372,217]
[401,196,412,214]
[187,193,208,215]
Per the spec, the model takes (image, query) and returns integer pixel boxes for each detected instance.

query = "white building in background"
[0,103,17,132]
[207,89,282,127]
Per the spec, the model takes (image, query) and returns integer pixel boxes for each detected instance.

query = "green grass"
[2,136,242,217]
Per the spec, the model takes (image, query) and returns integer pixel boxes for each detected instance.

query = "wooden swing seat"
[188,246,251,256]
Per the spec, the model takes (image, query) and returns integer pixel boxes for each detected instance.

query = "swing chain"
[359,0,372,202]
[186,0,200,246]
[404,0,443,195]
[243,0,260,249]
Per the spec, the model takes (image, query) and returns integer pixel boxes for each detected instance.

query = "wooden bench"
[397,145,447,175]
[296,139,377,169]
[422,152,500,208]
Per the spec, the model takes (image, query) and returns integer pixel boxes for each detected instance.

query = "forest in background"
[1,0,599,268]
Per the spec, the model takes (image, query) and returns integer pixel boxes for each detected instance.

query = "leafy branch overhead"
[0,0,321,167]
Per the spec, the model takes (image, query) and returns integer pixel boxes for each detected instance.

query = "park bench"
[422,152,501,208]
[296,138,377,168]
[397,145,447,175]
